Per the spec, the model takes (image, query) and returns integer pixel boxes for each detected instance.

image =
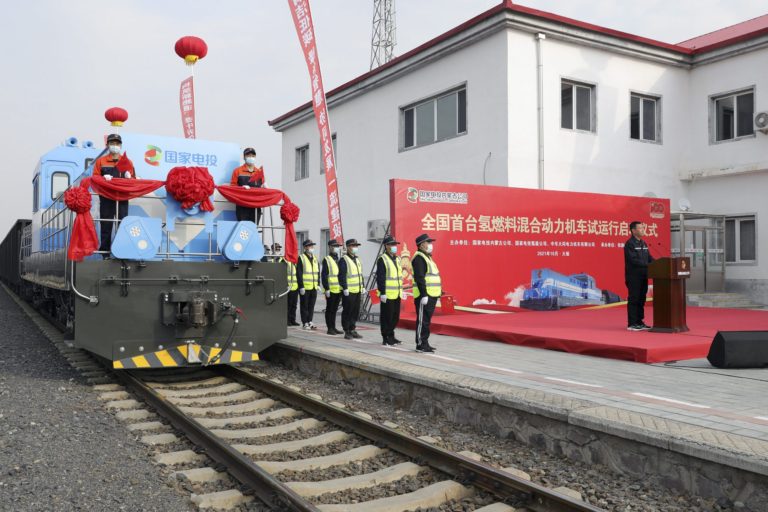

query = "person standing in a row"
[412,233,440,353]
[281,251,300,326]
[339,239,363,339]
[376,236,404,346]
[322,239,343,335]
[297,239,319,330]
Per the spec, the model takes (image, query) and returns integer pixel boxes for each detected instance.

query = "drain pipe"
[535,32,546,189]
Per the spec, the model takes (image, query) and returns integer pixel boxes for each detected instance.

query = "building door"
[683,228,706,293]
[671,214,725,294]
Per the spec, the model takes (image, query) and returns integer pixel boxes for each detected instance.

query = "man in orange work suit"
[229,147,265,225]
[92,134,135,257]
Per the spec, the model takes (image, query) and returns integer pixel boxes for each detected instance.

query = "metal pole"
[536,33,546,189]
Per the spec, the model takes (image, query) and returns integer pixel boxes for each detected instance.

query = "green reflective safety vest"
[280,257,298,291]
[412,251,442,298]
[324,255,341,293]
[300,253,320,291]
[343,254,363,293]
[378,254,403,300]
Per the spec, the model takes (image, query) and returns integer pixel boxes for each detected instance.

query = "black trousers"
[286,289,299,324]
[325,292,342,330]
[235,206,262,225]
[99,198,129,254]
[415,296,438,345]
[626,276,649,327]
[341,292,361,332]
[380,297,401,340]
[300,289,317,324]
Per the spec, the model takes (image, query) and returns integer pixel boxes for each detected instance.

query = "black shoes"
[327,328,342,335]
[382,338,398,346]
[288,321,300,327]
[351,331,362,339]
[639,323,652,330]
[416,343,436,353]
[344,332,354,340]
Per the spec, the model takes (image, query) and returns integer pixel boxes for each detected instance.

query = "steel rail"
[218,365,604,512]
[112,370,320,512]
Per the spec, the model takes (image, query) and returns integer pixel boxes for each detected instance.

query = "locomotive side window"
[32,175,39,212]
[51,172,70,199]
[84,158,94,171]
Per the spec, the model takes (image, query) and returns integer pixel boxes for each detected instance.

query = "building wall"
[277,26,768,303]
[280,30,510,265]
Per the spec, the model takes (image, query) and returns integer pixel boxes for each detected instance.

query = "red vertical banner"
[287,0,343,243]
[180,76,196,139]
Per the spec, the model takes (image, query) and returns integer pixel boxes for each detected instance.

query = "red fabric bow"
[64,184,99,261]
[166,166,215,211]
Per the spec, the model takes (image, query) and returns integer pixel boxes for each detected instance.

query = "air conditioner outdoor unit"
[754,111,768,134]
[367,219,388,242]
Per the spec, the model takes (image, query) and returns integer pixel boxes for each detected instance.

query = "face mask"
[245,156,256,165]
[108,145,121,154]
[389,245,397,254]
[332,247,339,254]
[351,247,359,255]
[306,248,314,254]
[426,243,433,254]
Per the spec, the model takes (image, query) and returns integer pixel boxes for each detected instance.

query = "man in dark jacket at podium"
[624,221,654,331]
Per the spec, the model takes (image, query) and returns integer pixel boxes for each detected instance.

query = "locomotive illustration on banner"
[520,268,622,311]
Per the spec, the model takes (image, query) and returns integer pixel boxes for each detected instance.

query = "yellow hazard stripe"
[155,350,177,367]
[112,344,259,369]
[230,350,242,363]
[132,355,150,368]
[113,360,124,369]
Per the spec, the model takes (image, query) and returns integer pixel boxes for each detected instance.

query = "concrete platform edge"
[272,338,768,478]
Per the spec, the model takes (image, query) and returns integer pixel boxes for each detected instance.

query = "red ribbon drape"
[217,185,300,263]
[64,183,99,261]
[64,173,300,263]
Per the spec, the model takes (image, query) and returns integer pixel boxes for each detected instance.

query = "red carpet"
[398,305,768,363]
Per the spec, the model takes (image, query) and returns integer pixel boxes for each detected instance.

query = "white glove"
[325,291,330,298]
[380,295,388,303]
[104,174,113,181]
[299,288,305,296]
[420,297,428,305]
[343,289,349,296]
[124,171,132,179]
[243,185,250,190]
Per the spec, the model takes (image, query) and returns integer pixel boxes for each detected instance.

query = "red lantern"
[104,107,128,127]
[175,36,208,66]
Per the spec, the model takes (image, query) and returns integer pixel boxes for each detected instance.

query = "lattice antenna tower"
[370,0,396,70]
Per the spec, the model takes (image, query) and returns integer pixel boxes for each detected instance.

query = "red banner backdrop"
[180,76,196,138]
[287,0,343,244]
[390,179,671,307]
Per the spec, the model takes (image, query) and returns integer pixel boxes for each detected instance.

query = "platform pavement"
[280,312,768,475]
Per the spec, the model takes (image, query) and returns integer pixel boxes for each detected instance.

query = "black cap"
[345,238,361,246]
[106,134,122,144]
[302,239,316,248]
[382,236,400,245]
[328,239,341,248]
[415,234,435,246]
[243,147,256,156]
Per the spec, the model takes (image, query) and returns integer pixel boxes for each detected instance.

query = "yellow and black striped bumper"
[113,344,258,369]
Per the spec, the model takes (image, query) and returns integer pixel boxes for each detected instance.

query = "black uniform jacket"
[624,236,654,279]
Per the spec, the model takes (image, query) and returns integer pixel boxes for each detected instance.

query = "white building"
[270,1,768,304]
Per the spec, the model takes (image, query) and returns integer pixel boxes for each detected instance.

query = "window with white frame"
[725,216,756,263]
[51,172,70,199]
[319,134,337,174]
[295,144,309,181]
[401,87,467,150]
[561,80,595,132]
[296,230,308,250]
[713,89,754,142]
[630,93,661,142]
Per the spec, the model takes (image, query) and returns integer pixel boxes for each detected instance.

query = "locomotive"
[0,133,289,369]
[520,268,620,310]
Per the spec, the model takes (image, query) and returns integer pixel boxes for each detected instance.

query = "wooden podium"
[648,257,690,333]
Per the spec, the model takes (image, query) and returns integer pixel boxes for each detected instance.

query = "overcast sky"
[0,0,765,236]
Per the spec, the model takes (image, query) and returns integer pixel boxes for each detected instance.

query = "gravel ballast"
[0,287,194,512]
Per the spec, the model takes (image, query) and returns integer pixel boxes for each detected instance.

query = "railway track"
[8,285,604,512]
